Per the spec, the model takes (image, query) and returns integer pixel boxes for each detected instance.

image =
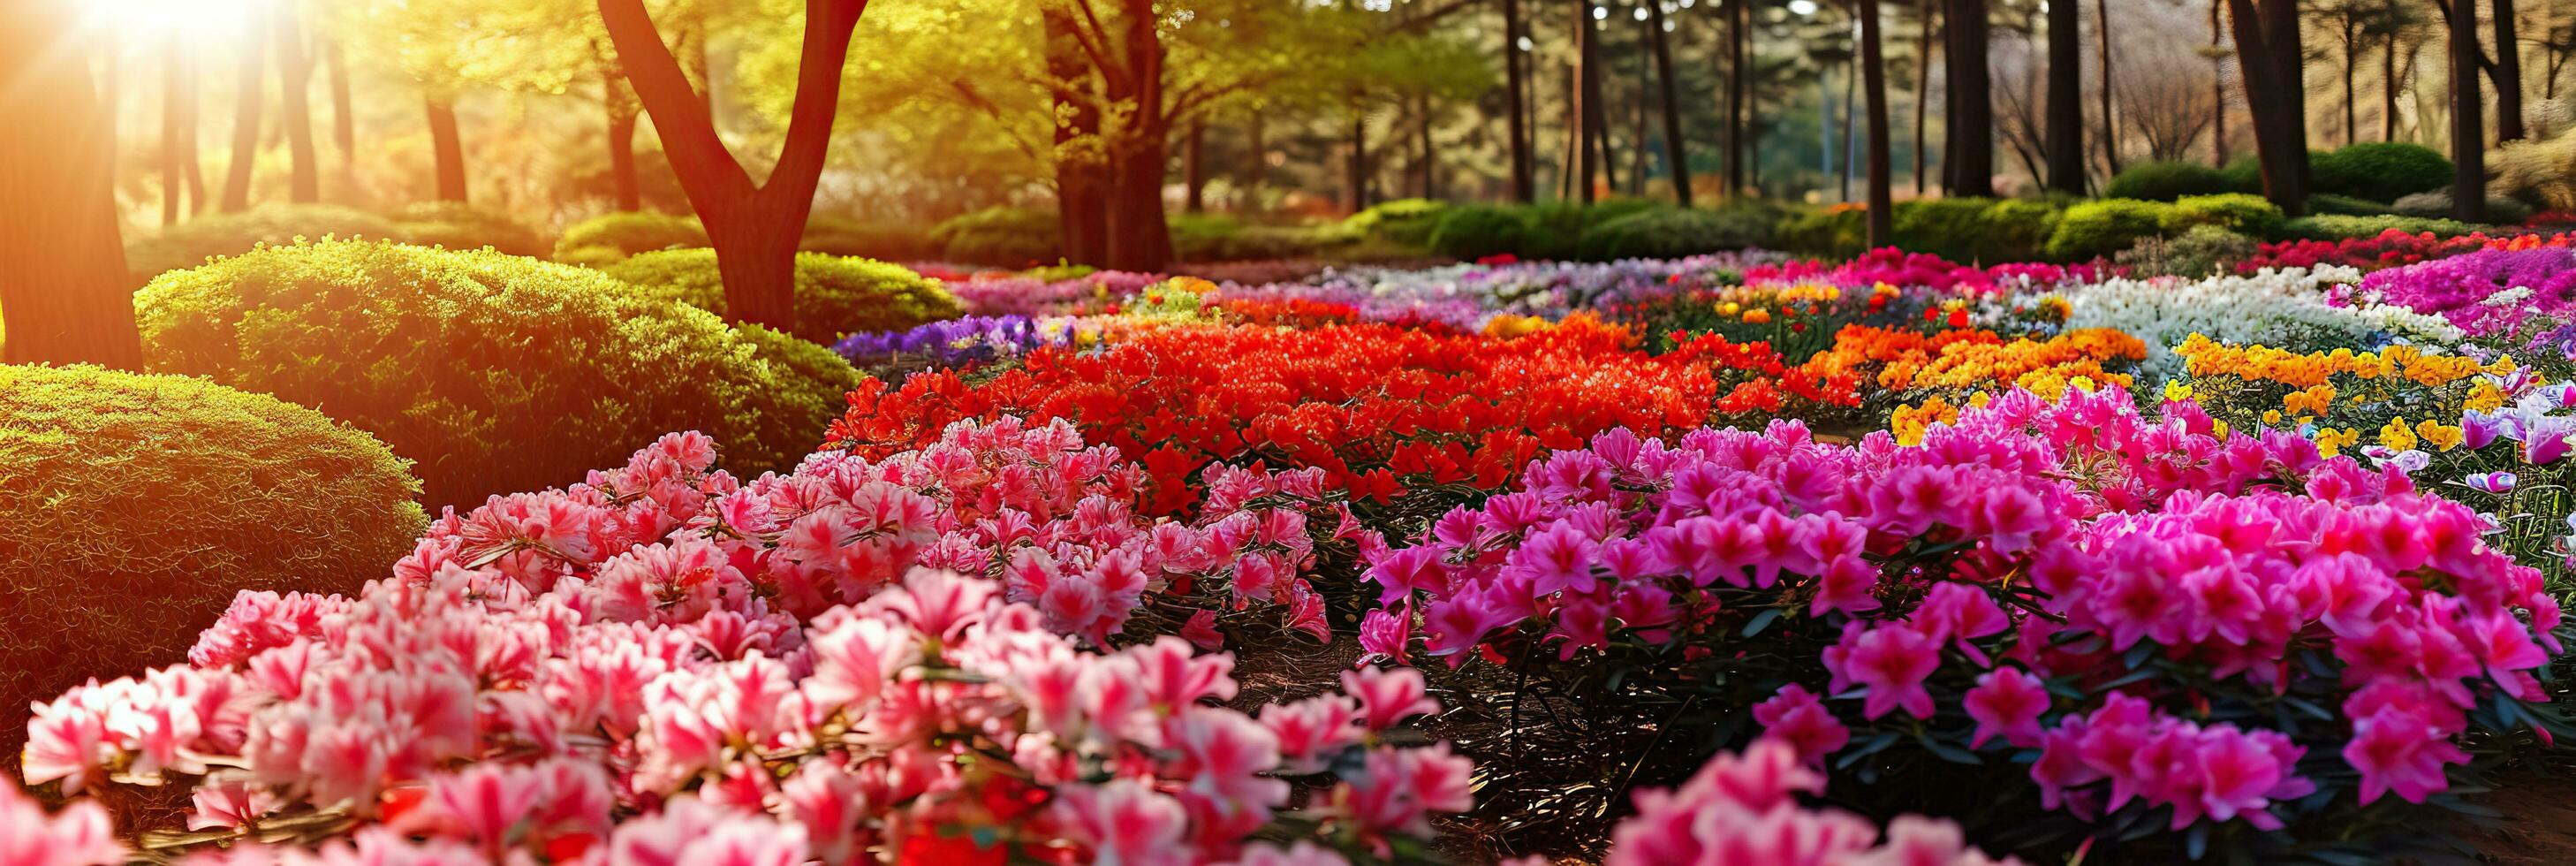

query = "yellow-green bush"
[135,240,859,507]
[125,203,407,282]
[602,249,964,344]
[393,201,551,257]
[930,206,1063,267]
[0,364,425,772]
[2044,199,2174,261]
[551,211,708,262]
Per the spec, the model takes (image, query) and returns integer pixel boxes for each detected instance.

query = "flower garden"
[14,224,2576,866]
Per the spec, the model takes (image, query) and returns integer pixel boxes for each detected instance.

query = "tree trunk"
[598,0,869,330]
[1503,0,1535,202]
[1241,110,1266,209]
[1184,120,1207,212]
[425,95,468,202]
[1726,0,1748,197]
[2094,0,2118,178]
[327,40,354,189]
[1915,0,1936,194]
[2496,0,2527,141]
[221,3,270,212]
[1580,0,1616,198]
[2342,12,2359,146]
[2045,0,2083,194]
[275,5,319,203]
[1348,106,1370,209]
[2385,29,2401,141]
[1418,95,1439,199]
[2454,0,2489,220]
[2212,0,2230,164]
[1,0,144,368]
[1101,0,1171,271]
[1042,6,1107,263]
[1943,0,1994,196]
[608,103,642,211]
[1573,0,1599,202]
[2227,0,2308,216]
[1862,0,1893,247]
[163,35,186,226]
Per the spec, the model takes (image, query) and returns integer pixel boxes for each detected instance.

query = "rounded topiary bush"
[2164,193,2284,237]
[125,203,409,281]
[800,216,935,261]
[135,240,858,508]
[0,364,425,774]
[551,211,708,262]
[1892,197,2000,262]
[1428,204,1534,260]
[2044,199,2175,261]
[2104,161,2235,201]
[393,201,550,257]
[1578,205,1777,261]
[931,206,1063,267]
[1343,198,1451,247]
[602,248,964,344]
[1971,199,2063,262]
[2313,142,2453,203]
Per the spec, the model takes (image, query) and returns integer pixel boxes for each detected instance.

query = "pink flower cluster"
[1587,740,2021,866]
[21,430,1466,863]
[0,777,118,866]
[1741,248,2100,294]
[1364,386,2563,832]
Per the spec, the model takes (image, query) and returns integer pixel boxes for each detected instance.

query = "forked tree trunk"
[2453,0,2489,220]
[1,0,144,368]
[599,0,869,330]
[1502,0,1535,202]
[2227,0,2308,216]
[221,3,269,212]
[275,5,319,203]
[2044,0,2082,194]
[1862,0,1893,247]
[426,95,468,202]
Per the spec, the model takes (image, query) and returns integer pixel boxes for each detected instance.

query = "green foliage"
[1519,200,1663,260]
[134,240,858,507]
[552,211,709,262]
[2044,199,2175,261]
[2392,189,2533,223]
[1577,205,1777,261]
[930,206,1064,267]
[2305,194,2398,216]
[1972,200,2063,262]
[393,201,550,257]
[2277,214,2487,240]
[1770,206,1868,258]
[1427,205,1534,260]
[1169,214,1336,262]
[2114,224,2259,279]
[1884,198,2060,262]
[0,363,425,764]
[800,216,938,262]
[2311,142,2453,203]
[125,203,408,281]
[603,248,964,344]
[1342,198,1451,247]
[2163,194,2285,237]
[2219,155,2267,193]
[2103,161,2235,201]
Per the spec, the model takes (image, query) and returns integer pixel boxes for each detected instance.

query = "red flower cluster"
[829,320,1727,515]
[2241,229,2576,273]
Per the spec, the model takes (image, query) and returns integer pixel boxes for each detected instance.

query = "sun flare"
[84,0,274,36]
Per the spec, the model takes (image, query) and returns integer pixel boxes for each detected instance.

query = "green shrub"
[603,248,963,344]
[2164,193,2285,237]
[2312,142,2453,203]
[135,240,858,508]
[1169,215,1334,261]
[1577,205,1777,261]
[1890,198,1998,262]
[1972,199,2063,262]
[726,323,868,473]
[2305,194,2398,216]
[2114,224,2260,279]
[1517,201,1651,261]
[1428,205,1534,260]
[1342,198,1451,247]
[125,203,408,280]
[2391,188,2533,223]
[931,206,1064,267]
[0,364,425,771]
[2044,198,2175,261]
[552,211,708,262]
[2277,214,2487,240]
[1771,206,1868,258]
[393,201,550,257]
[2219,155,2267,194]
[800,216,936,262]
[2103,161,2235,201]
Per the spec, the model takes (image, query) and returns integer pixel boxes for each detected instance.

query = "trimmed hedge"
[2163,193,2285,237]
[801,216,936,262]
[125,203,408,281]
[135,240,859,507]
[0,364,425,773]
[1577,205,1777,260]
[931,206,1063,267]
[393,201,550,257]
[2392,188,2534,223]
[2312,142,2452,203]
[602,248,964,344]
[1343,198,1452,247]
[551,211,708,262]
[2306,194,2398,216]
[2277,214,2488,240]
[2104,161,2235,201]
[2045,199,2171,261]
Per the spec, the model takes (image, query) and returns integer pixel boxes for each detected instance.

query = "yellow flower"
[2163,380,2194,403]
[2377,416,2419,452]
[2416,420,2464,452]
[2466,379,2506,414]
[2262,409,2282,425]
